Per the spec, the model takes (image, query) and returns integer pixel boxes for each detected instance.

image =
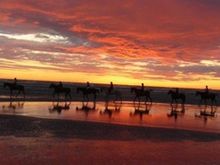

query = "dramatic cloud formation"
[0,0,220,88]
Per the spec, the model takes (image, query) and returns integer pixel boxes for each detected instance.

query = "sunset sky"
[0,0,220,89]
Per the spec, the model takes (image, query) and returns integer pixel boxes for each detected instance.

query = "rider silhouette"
[13,78,17,87]
[205,85,209,95]
[108,82,114,94]
[58,81,63,88]
[141,83,144,91]
[175,88,179,95]
[86,81,90,89]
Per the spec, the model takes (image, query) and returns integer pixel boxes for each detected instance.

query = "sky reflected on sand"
[0,101,219,133]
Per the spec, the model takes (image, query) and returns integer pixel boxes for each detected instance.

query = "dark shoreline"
[0,114,219,141]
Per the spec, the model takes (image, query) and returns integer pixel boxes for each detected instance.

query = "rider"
[58,81,63,88]
[205,85,209,95]
[86,81,90,89]
[13,77,17,87]
[175,88,179,95]
[108,82,114,94]
[141,83,144,91]
[13,78,17,87]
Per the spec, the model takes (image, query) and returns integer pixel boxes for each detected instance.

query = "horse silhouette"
[168,90,185,105]
[101,87,122,104]
[77,87,100,102]
[130,87,152,104]
[195,91,217,105]
[49,83,71,100]
[3,82,25,99]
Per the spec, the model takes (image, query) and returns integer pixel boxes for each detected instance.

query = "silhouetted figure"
[205,85,209,95]
[175,88,179,95]
[13,78,17,87]
[86,81,90,89]
[58,81,63,88]
[108,82,114,94]
[141,83,144,91]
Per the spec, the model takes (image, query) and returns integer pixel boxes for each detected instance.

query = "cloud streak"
[0,0,220,88]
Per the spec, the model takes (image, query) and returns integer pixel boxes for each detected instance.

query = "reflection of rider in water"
[205,85,209,95]
[108,82,114,94]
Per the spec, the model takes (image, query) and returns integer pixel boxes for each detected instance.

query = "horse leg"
[94,93,97,103]
[133,96,137,104]
[83,95,85,103]
[10,90,12,100]
[22,90,25,99]
[69,92,72,99]
[149,96,152,105]
[170,99,173,106]
[16,90,21,98]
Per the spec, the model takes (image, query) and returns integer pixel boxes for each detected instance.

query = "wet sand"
[0,114,220,164]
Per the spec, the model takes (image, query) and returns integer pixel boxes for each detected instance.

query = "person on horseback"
[86,81,90,89]
[58,81,63,89]
[205,85,209,94]
[108,82,114,94]
[175,88,179,95]
[13,78,17,87]
[141,83,144,93]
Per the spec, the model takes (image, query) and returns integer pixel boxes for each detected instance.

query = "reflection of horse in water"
[2,101,25,110]
[100,100,122,118]
[49,101,71,114]
[77,87,100,102]
[167,104,185,120]
[49,83,71,100]
[195,91,217,106]
[195,105,217,125]
[76,101,96,111]
[130,87,152,104]
[168,90,185,105]
[101,87,122,103]
[3,82,25,99]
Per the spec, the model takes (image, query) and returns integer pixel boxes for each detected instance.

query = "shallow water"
[0,101,219,133]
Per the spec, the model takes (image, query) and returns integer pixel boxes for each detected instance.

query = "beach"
[0,115,219,164]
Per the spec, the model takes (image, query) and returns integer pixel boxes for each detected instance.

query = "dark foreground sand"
[0,115,220,165]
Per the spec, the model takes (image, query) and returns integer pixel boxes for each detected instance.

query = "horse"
[49,83,71,100]
[3,82,25,99]
[167,90,185,105]
[101,87,122,104]
[195,91,217,106]
[130,87,152,104]
[76,87,100,102]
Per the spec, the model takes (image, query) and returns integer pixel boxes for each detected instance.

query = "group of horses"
[2,82,218,106]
